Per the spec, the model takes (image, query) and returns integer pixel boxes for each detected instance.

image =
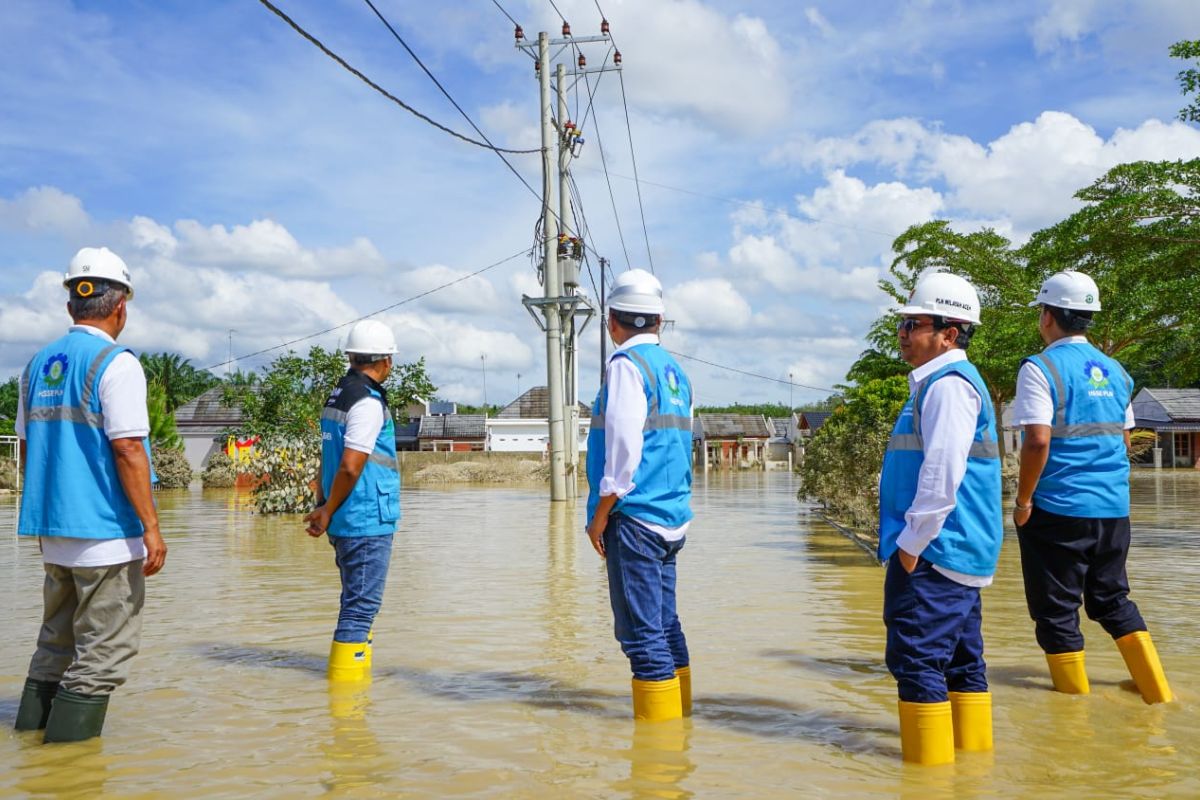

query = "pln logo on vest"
[42,354,69,388]
[1084,359,1115,398]
[664,365,686,407]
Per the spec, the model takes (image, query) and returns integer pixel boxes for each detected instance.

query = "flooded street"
[1,471,1196,798]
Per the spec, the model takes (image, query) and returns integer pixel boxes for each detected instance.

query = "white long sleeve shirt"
[893,349,992,588]
[601,333,690,541]
[16,324,150,567]
[1012,336,1135,429]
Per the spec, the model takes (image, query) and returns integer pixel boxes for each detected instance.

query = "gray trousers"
[27,561,145,696]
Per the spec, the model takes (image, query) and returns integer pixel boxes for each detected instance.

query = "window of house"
[1174,433,1192,465]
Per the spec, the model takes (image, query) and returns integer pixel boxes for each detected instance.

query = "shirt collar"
[611,333,660,361]
[1046,335,1089,350]
[908,348,968,392]
[69,324,116,344]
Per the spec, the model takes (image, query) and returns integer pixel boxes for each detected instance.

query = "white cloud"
[805,7,835,38]
[170,218,386,279]
[1030,0,1103,55]
[669,278,753,332]
[0,186,91,236]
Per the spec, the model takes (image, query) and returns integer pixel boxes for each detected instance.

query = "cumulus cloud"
[170,218,386,278]
[0,186,91,236]
[1030,0,1103,55]
[669,278,754,332]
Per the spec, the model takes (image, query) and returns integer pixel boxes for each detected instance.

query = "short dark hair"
[932,316,975,350]
[67,284,126,321]
[610,309,661,330]
[1044,304,1093,332]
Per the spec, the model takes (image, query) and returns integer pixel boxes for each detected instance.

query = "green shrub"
[239,434,321,514]
[0,458,16,491]
[201,451,238,489]
[152,445,193,489]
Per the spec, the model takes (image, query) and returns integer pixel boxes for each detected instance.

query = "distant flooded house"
[487,386,590,454]
[796,410,831,438]
[696,413,772,469]
[417,414,487,452]
[174,386,245,471]
[1133,388,1200,468]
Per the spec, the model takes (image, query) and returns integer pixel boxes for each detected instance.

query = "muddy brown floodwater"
[1,471,1196,797]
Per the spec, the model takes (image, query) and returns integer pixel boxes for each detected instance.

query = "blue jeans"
[329,534,393,643]
[604,514,689,681]
[883,553,987,702]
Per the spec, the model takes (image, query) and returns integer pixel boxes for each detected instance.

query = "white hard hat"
[344,320,398,355]
[1030,271,1101,311]
[63,246,134,299]
[608,268,665,315]
[897,271,981,324]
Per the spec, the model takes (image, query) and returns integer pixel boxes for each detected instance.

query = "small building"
[490,387,590,453]
[696,413,772,469]
[766,416,795,468]
[174,387,245,471]
[418,414,486,452]
[394,418,421,452]
[1132,388,1200,468]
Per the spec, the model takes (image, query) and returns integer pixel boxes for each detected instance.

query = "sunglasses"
[896,318,939,335]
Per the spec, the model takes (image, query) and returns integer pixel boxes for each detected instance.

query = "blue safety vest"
[1023,342,1132,518]
[586,343,694,529]
[319,370,401,537]
[878,360,1003,576]
[18,330,147,539]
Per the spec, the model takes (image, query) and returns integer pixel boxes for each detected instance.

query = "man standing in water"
[1012,271,1171,703]
[304,320,401,682]
[586,269,694,722]
[14,247,167,743]
[878,271,1003,765]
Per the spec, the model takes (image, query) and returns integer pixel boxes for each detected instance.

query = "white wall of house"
[486,419,590,453]
[180,433,223,471]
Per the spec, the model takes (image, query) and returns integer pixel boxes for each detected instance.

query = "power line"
[359,0,542,202]
[201,247,530,373]
[583,69,633,270]
[666,350,838,394]
[488,0,520,28]
[618,70,654,273]
[257,0,539,157]
[546,0,567,22]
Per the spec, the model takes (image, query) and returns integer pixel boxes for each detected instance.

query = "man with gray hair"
[14,246,167,743]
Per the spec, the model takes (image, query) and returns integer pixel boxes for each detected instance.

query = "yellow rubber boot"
[897,700,954,765]
[364,629,374,671]
[948,692,993,751]
[328,640,369,682]
[1116,631,1172,704]
[632,677,683,722]
[1046,651,1090,694]
[675,666,692,717]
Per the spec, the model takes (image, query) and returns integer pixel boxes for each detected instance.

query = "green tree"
[140,352,221,413]
[147,380,183,449]
[224,347,437,513]
[1170,39,1200,124]
[1022,160,1200,368]
[0,377,17,437]
[799,376,909,534]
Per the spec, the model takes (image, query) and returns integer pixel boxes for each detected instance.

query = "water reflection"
[0,472,1195,796]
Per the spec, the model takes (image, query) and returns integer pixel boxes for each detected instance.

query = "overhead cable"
[618,70,655,274]
[359,0,542,201]
[257,0,539,157]
[583,69,633,270]
[201,247,530,373]
[667,350,837,394]
[488,0,520,28]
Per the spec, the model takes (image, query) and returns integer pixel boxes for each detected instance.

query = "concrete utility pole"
[517,21,616,502]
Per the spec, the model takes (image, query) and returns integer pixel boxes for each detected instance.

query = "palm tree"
[140,352,220,412]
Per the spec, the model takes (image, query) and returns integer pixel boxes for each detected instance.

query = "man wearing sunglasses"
[878,271,1003,765]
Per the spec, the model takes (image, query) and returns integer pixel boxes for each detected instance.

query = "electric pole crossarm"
[518,34,611,50]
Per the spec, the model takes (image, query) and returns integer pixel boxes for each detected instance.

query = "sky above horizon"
[3,0,1200,407]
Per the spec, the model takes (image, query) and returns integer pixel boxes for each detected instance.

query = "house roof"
[696,413,771,439]
[769,417,791,437]
[174,387,244,431]
[498,386,591,419]
[394,419,420,443]
[798,411,831,431]
[1133,388,1200,427]
[418,414,487,439]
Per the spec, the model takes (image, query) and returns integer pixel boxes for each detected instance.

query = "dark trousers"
[883,554,988,703]
[604,514,689,681]
[1016,505,1146,654]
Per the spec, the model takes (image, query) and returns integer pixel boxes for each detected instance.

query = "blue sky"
[2,0,1199,406]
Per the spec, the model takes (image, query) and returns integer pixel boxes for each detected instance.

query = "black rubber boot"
[42,688,109,743]
[14,678,59,731]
